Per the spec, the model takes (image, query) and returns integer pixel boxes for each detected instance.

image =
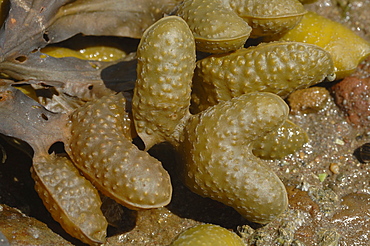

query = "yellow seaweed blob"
[272,11,370,79]
[40,46,127,61]
[171,224,244,246]
[78,46,127,61]
[40,46,86,60]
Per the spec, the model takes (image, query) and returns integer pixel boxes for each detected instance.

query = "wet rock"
[355,142,370,163]
[287,87,331,114]
[286,186,320,217]
[331,193,370,245]
[331,76,370,127]
[0,204,73,246]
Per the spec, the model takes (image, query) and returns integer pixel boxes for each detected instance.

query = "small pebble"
[287,87,330,114]
[331,76,370,127]
[329,163,340,174]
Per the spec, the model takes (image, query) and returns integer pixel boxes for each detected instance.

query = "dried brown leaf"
[0,0,71,60]
[0,51,112,99]
[0,0,180,99]
[47,0,182,42]
[0,81,69,156]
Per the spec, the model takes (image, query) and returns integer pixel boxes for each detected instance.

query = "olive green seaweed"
[68,94,172,210]
[132,16,196,150]
[228,0,307,38]
[191,41,335,113]
[177,0,252,53]
[253,120,309,160]
[32,154,108,246]
[178,92,289,224]
[170,224,244,245]
[131,17,316,224]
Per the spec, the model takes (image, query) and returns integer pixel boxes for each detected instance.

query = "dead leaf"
[0,50,113,99]
[0,0,71,60]
[0,0,181,99]
[0,0,182,58]
[47,0,182,42]
[0,81,69,156]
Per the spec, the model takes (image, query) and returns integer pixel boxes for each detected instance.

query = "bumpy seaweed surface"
[178,93,289,224]
[228,0,307,37]
[176,0,251,53]
[170,224,244,245]
[132,16,196,150]
[68,93,172,210]
[131,16,310,225]
[191,41,335,113]
[32,154,108,246]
